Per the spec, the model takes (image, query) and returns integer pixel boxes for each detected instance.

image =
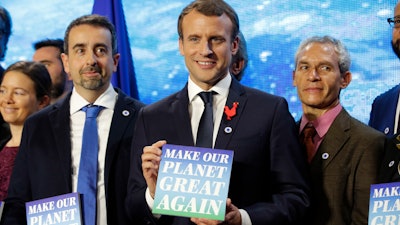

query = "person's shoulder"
[23,103,57,127]
[242,85,281,98]
[143,91,181,110]
[373,84,400,101]
[126,96,146,108]
[241,85,288,106]
[347,112,385,137]
[115,88,146,108]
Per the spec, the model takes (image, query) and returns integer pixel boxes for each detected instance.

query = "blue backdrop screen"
[2,0,399,123]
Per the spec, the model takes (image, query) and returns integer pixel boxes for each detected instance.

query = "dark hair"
[177,0,239,42]
[3,61,51,100]
[63,14,117,55]
[0,6,12,61]
[33,38,64,55]
[231,31,248,81]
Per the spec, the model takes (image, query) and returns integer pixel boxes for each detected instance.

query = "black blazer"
[0,120,10,149]
[1,88,145,225]
[0,65,10,149]
[378,134,400,183]
[126,77,310,225]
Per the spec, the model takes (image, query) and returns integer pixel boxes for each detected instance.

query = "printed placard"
[152,144,234,220]
[369,182,400,225]
[26,192,82,225]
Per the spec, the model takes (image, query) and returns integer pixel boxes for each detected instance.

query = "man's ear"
[112,53,120,72]
[292,70,297,87]
[231,35,239,55]
[231,60,244,76]
[61,53,70,74]
[179,38,184,56]
[340,71,352,89]
[38,95,51,109]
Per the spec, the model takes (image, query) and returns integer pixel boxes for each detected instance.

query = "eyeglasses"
[388,17,400,28]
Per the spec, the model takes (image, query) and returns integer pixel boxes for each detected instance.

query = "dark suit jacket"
[378,134,400,183]
[0,65,10,149]
[0,88,145,225]
[126,77,310,225]
[369,84,400,136]
[305,109,385,225]
[0,121,10,149]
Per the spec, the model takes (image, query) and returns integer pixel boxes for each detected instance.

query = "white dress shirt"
[395,92,400,134]
[70,84,117,225]
[188,74,231,147]
[146,74,252,225]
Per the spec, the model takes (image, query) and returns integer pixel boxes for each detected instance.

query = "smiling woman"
[1,0,399,124]
[0,61,51,201]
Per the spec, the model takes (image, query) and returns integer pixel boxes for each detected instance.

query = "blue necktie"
[78,105,103,225]
[196,92,214,148]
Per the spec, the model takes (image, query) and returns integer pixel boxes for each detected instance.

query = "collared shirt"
[188,74,231,147]
[146,74,252,225]
[70,84,117,225]
[300,104,342,151]
[395,92,400,134]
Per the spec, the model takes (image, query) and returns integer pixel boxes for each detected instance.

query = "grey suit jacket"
[306,109,385,225]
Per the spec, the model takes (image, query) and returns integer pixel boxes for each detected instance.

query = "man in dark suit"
[379,134,400,182]
[0,14,144,225]
[369,1,400,136]
[0,6,12,146]
[373,1,400,187]
[126,1,310,225]
[0,6,12,78]
[292,35,385,225]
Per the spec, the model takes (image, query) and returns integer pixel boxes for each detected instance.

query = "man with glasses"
[369,2,400,136]
[372,2,400,184]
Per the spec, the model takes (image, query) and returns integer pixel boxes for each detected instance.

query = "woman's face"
[0,71,42,126]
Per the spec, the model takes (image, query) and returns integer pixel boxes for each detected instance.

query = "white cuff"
[239,209,252,225]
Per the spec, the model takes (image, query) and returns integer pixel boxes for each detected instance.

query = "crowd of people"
[0,0,400,225]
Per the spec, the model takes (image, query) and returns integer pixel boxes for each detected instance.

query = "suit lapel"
[380,86,400,133]
[215,78,246,149]
[317,109,350,169]
[104,90,137,185]
[48,96,73,188]
[380,134,400,182]
[173,85,196,146]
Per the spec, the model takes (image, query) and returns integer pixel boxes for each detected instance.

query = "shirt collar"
[300,104,343,137]
[70,84,117,114]
[187,73,231,102]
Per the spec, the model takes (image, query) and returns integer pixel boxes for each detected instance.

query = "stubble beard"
[80,76,104,90]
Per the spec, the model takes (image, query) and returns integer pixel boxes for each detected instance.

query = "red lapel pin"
[224,102,239,120]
